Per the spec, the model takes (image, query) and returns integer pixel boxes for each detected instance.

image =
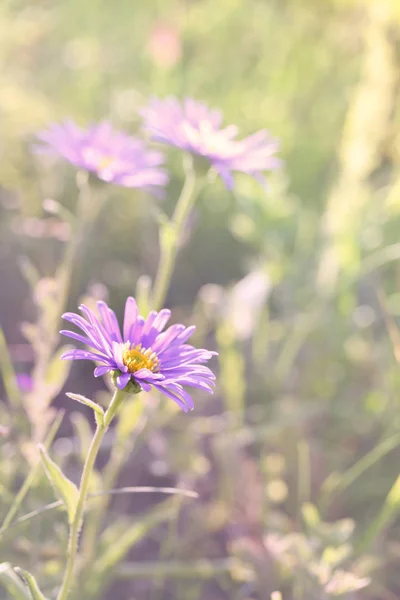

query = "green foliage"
[83,500,176,599]
[0,564,32,600]
[66,393,104,426]
[44,348,73,399]
[2,0,400,599]
[39,446,79,524]
[0,329,21,411]
[14,568,49,600]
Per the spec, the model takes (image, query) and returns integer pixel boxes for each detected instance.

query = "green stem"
[79,440,126,571]
[151,163,198,312]
[56,388,127,600]
[78,399,149,584]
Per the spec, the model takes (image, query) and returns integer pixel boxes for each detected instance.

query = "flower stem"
[56,388,127,600]
[151,161,198,312]
[79,397,147,581]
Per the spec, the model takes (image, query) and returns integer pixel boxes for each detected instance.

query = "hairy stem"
[151,162,198,312]
[56,388,127,600]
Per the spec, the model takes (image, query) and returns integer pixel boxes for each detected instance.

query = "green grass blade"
[0,327,21,410]
[319,432,400,512]
[0,410,64,535]
[355,474,400,554]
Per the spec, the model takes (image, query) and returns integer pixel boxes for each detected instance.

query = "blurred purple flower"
[16,373,34,393]
[60,297,217,412]
[141,97,280,188]
[36,120,168,192]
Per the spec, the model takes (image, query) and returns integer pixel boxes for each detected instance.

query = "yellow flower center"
[98,156,115,170]
[122,343,160,374]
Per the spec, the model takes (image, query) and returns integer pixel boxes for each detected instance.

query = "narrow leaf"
[0,411,65,536]
[14,568,48,600]
[44,345,73,398]
[39,445,79,524]
[66,393,104,424]
[117,558,237,580]
[319,432,400,512]
[94,410,104,428]
[356,473,400,553]
[99,507,174,566]
[0,328,21,409]
[0,563,31,600]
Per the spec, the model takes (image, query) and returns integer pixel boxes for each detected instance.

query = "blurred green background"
[3,0,400,599]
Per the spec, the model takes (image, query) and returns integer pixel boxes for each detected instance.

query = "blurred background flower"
[142,97,280,188]
[36,120,168,191]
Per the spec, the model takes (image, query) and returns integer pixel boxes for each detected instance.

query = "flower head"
[141,97,280,188]
[36,120,168,192]
[60,297,217,412]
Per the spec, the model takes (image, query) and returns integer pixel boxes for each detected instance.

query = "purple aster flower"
[36,120,168,192]
[141,97,280,188]
[60,297,217,412]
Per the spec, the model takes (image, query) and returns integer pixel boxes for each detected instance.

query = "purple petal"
[96,301,123,343]
[153,383,190,412]
[134,368,164,381]
[116,372,131,389]
[123,296,139,342]
[94,365,113,377]
[152,324,186,353]
[60,329,107,354]
[138,381,152,392]
[61,349,115,364]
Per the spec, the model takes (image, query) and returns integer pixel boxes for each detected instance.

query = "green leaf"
[117,558,237,580]
[14,568,48,600]
[94,410,104,427]
[356,473,400,553]
[0,563,31,600]
[66,393,104,425]
[0,328,21,410]
[319,432,400,512]
[0,411,65,536]
[97,503,175,570]
[39,445,79,524]
[44,345,73,397]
